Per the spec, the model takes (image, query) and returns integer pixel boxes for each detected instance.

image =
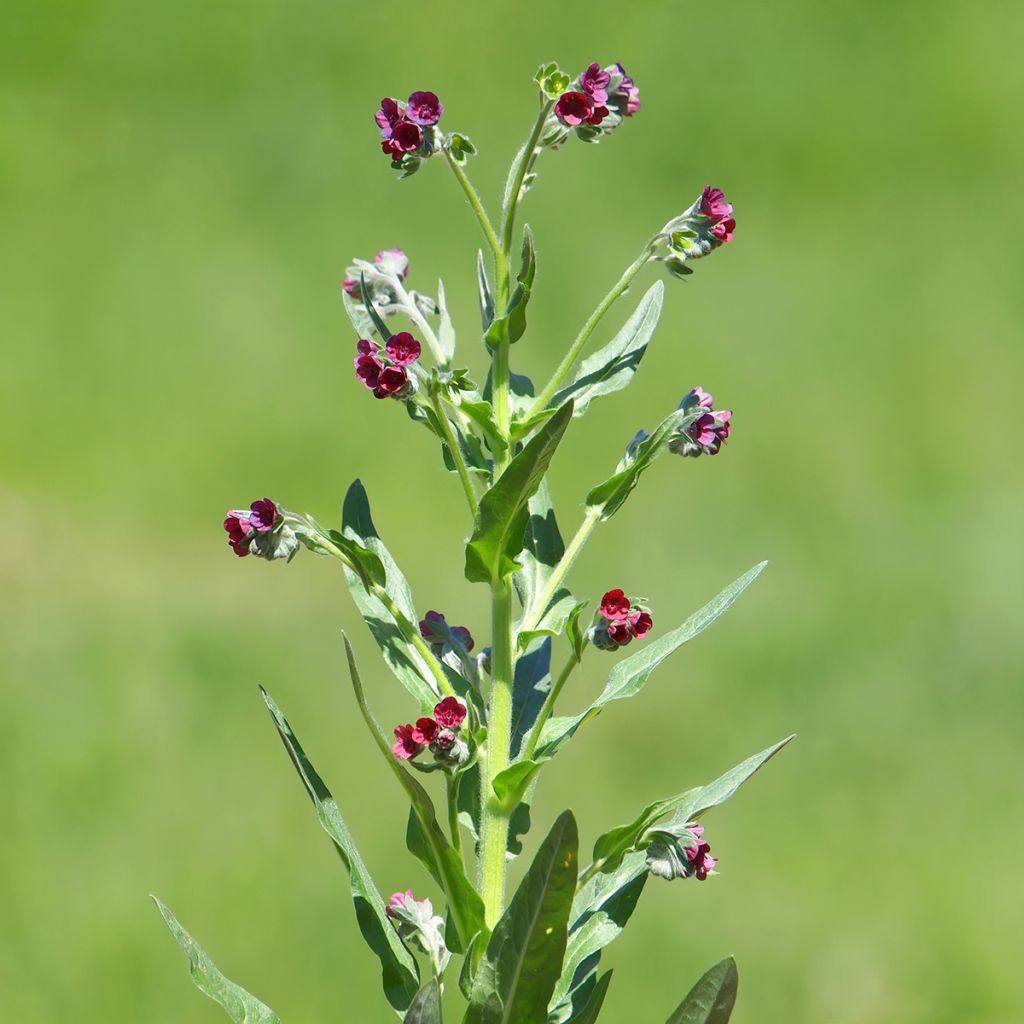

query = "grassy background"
[3,1,1022,1021]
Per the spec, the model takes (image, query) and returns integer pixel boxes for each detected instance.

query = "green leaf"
[510,637,551,757]
[436,279,456,364]
[484,226,536,349]
[592,735,795,870]
[456,762,533,860]
[153,898,282,1024]
[342,290,375,338]
[464,401,574,584]
[551,283,663,417]
[567,970,613,1024]
[535,563,768,763]
[584,407,689,521]
[459,931,486,1000]
[466,812,579,1024]
[517,590,584,651]
[491,759,540,812]
[259,689,420,1012]
[341,480,439,708]
[548,873,645,1018]
[477,250,495,330]
[404,980,443,1024]
[512,480,564,612]
[666,957,739,1024]
[359,272,394,343]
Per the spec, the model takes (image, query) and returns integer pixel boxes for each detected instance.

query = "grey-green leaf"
[437,279,456,364]
[342,480,439,709]
[154,898,282,1024]
[551,283,662,417]
[666,957,739,1024]
[510,637,551,757]
[535,563,768,763]
[465,811,579,1024]
[464,401,574,584]
[359,272,393,342]
[404,980,443,1024]
[342,291,375,338]
[568,970,613,1024]
[592,735,795,871]
[260,689,420,1011]
[477,250,495,330]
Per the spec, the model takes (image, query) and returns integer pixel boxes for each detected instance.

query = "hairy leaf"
[567,970,613,1024]
[535,563,768,762]
[513,480,564,612]
[260,689,419,1011]
[552,283,663,417]
[490,759,540,812]
[436,279,456,364]
[341,480,438,708]
[666,958,738,1024]
[358,272,394,342]
[464,401,573,584]
[457,762,532,859]
[342,291,375,338]
[510,637,551,757]
[465,811,579,1024]
[485,227,536,349]
[592,735,795,870]
[403,980,443,1024]
[477,250,495,330]
[154,899,282,1024]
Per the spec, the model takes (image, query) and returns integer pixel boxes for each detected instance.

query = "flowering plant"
[155,59,793,1024]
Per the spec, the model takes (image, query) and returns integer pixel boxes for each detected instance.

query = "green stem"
[430,390,479,517]
[520,506,602,636]
[500,100,555,255]
[392,277,445,365]
[525,244,655,421]
[446,773,463,857]
[520,651,583,761]
[479,580,514,926]
[443,147,505,271]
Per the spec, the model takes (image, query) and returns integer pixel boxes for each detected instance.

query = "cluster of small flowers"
[223,498,300,561]
[669,387,733,457]
[392,696,468,766]
[661,186,736,274]
[354,333,421,400]
[386,890,450,975]
[646,823,717,882]
[419,610,474,653]
[550,62,640,143]
[589,588,653,651]
[375,91,444,167]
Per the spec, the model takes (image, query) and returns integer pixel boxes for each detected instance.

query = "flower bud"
[660,186,736,265]
[222,499,299,561]
[386,890,450,975]
[589,588,654,651]
[644,823,717,881]
[669,387,733,457]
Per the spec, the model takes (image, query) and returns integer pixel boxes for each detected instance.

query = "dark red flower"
[406,91,443,126]
[223,511,252,557]
[600,589,632,622]
[629,610,653,639]
[450,625,474,652]
[391,723,423,760]
[419,610,446,641]
[374,364,408,398]
[555,91,595,127]
[385,332,422,366]
[684,826,717,881]
[375,97,403,137]
[607,620,633,647]
[433,696,466,730]
[248,498,279,533]
[355,339,384,390]
[411,717,440,745]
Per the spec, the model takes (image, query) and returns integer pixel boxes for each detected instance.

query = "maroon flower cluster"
[354,332,421,399]
[554,62,641,132]
[590,588,653,650]
[375,91,443,160]
[223,498,279,557]
[392,696,467,761]
[684,825,718,881]
[699,186,736,244]
[419,610,474,653]
[671,387,732,457]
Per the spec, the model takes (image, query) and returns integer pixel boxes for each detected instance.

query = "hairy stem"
[526,243,656,420]
[446,773,463,859]
[500,100,555,255]
[429,390,479,516]
[443,147,505,272]
[520,651,583,761]
[392,277,446,365]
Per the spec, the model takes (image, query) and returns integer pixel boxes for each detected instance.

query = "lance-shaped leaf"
[566,970,613,1024]
[342,480,439,709]
[585,406,695,522]
[436,279,456,364]
[464,401,574,584]
[550,282,662,418]
[548,872,646,1019]
[666,957,739,1024]
[484,227,536,349]
[259,688,420,1012]
[343,290,375,338]
[153,898,282,1024]
[591,735,795,871]
[534,562,768,763]
[359,272,394,343]
[513,480,564,612]
[465,811,579,1024]
[477,250,495,330]
[340,634,486,951]
[404,980,443,1024]
[510,636,551,757]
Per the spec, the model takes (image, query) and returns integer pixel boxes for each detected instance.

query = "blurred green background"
[3,0,1022,1021]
